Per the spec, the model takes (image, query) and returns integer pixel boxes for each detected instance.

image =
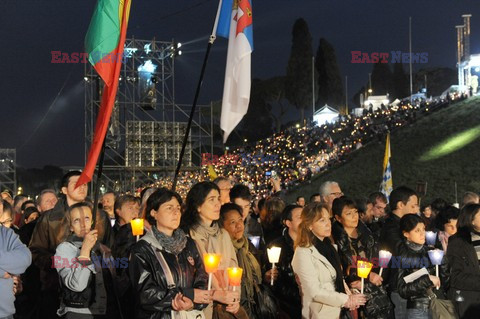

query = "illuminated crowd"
[2,95,478,319]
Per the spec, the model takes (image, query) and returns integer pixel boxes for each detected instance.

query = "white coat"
[291,245,349,319]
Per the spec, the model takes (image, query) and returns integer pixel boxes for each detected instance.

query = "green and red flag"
[76,0,131,188]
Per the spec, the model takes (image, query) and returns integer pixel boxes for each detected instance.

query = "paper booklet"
[403,267,429,283]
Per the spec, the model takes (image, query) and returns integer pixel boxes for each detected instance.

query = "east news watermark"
[51,51,127,64]
[351,51,428,64]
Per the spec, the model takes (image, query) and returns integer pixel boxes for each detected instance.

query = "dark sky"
[0,0,479,169]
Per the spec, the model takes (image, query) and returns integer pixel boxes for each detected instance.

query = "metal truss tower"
[85,38,213,193]
[0,149,16,195]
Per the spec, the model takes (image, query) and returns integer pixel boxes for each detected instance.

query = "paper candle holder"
[357,260,373,279]
[426,231,437,246]
[267,246,282,263]
[203,253,221,274]
[227,267,243,287]
[378,250,392,268]
[428,249,444,266]
[130,218,144,236]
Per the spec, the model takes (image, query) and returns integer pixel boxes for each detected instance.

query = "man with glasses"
[319,181,344,214]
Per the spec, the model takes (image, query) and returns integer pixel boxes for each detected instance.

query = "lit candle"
[267,246,282,286]
[227,267,243,290]
[426,231,437,246]
[203,253,221,290]
[428,249,444,290]
[378,250,392,277]
[130,218,144,241]
[357,260,373,294]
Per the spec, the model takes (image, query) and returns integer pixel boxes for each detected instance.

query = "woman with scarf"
[219,203,263,318]
[292,202,366,319]
[129,188,211,319]
[181,182,245,319]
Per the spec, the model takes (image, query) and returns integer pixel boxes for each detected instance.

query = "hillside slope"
[286,97,480,205]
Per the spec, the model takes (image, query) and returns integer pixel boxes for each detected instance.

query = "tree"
[392,63,409,100]
[315,38,343,109]
[256,76,288,132]
[371,62,393,96]
[285,18,314,124]
[238,78,274,142]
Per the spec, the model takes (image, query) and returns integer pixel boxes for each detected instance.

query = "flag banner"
[216,0,253,143]
[380,132,393,197]
[76,0,131,187]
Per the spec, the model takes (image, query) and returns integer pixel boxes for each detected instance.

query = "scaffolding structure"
[0,149,16,195]
[84,38,213,193]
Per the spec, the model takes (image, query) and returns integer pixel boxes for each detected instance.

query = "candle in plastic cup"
[131,218,144,236]
[203,253,221,273]
[227,267,243,286]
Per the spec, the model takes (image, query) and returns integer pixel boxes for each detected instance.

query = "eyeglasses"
[330,192,344,197]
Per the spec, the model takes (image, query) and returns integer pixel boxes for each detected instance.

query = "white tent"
[314,104,339,126]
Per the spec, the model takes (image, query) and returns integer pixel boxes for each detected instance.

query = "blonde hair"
[295,202,330,249]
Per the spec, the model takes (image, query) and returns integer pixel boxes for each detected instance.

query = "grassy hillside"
[286,97,480,205]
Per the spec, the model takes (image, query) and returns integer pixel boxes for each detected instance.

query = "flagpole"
[91,138,106,227]
[172,30,219,192]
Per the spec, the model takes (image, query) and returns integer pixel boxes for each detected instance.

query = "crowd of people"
[149,96,460,200]
[2,168,480,319]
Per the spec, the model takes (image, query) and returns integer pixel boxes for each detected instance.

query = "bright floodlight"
[138,60,157,73]
[177,42,182,48]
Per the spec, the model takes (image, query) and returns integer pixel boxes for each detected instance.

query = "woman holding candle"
[395,214,450,319]
[181,182,244,318]
[219,203,277,319]
[292,202,366,319]
[447,203,480,318]
[331,196,392,318]
[129,188,211,319]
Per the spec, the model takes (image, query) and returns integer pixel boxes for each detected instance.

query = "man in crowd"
[214,176,232,205]
[295,196,305,207]
[463,191,479,206]
[29,170,113,318]
[379,186,419,319]
[230,184,252,221]
[265,204,302,319]
[309,193,321,203]
[319,181,343,213]
[101,191,116,226]
[35,189,58,214]
[364,192,388,239]
[0,200,32,319]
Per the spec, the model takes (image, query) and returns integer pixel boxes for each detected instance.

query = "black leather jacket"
[332,220,378,283]
[395,241,450,310]
[264,231,301,319]
[378,214,403,292]
[129,230,208,319]
[447,231,480,318]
